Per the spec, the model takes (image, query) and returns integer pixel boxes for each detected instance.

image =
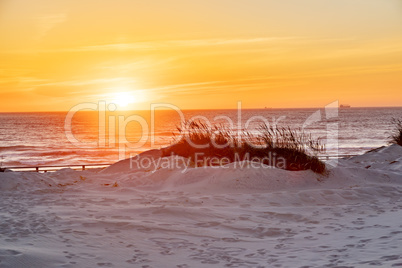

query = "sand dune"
[1,145,402,267]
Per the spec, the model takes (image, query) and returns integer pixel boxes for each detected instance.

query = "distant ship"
[340,104,351,108]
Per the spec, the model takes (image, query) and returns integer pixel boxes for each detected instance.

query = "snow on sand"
[0,145,402,267]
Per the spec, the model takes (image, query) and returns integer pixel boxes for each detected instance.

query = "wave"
[0,145,39,152]
[33,150,115,157]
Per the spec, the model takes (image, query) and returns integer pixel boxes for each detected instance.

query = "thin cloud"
[76,37,297,52]
[146,77,303,96]
[36,13,67,40]
[2,36,300,54]
[37,77,137,87]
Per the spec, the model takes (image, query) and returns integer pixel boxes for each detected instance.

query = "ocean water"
[0,107,401,167]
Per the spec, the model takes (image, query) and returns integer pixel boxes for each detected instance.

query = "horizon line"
[1,105,402,113]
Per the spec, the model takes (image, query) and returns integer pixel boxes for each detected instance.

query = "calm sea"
[0,107,401,167]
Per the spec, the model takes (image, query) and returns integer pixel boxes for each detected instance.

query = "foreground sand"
[1,145,402,267]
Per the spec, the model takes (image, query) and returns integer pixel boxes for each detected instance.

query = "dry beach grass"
[162,121,326,174]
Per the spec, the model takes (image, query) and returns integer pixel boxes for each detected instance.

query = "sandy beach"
[1,145,401,267]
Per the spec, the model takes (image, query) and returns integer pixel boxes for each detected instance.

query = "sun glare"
[113,92,134,107]
[111,90,147,109]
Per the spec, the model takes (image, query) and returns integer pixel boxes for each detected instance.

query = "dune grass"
[0,158,4,172]
[390,118,402,146]
[162,120,326,174]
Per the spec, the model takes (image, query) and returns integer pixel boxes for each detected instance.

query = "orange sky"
[1,0,402,111]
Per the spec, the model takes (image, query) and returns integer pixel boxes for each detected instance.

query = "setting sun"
[111,90,147,109]
[112,92,134,108]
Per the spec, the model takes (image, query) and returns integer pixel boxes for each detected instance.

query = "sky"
[0,0,402,111]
